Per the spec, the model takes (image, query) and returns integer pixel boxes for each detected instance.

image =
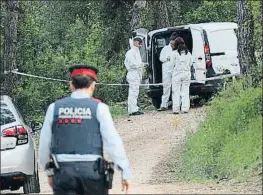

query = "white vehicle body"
[1,95,40,193]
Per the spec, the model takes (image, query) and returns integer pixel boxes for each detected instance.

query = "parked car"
[1,95,41,194]
[131,22,241,108]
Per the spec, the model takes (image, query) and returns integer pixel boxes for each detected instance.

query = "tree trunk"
[236,0,257,75]
[2,0,19,95]
[130,0,146,31]
[148,0,170,30]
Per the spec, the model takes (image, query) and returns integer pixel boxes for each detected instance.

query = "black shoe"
[182,111,188,114]
[157,107,168,111]
[173,112,179,115]
[129,111,144,116]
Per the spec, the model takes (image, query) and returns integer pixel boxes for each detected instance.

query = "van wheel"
[192,97,203,105]
[151,97,161,109]
[10,184,20,191]
[200,93,213,102]
[23,169,40,194]
[221,70,233,90]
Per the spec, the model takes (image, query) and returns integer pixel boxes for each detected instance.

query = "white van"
[131,22,241,108]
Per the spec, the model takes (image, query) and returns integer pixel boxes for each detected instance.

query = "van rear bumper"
[190,83,217,96]
[146,80,222,98]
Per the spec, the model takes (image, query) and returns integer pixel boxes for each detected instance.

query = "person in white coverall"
[171,37,192,114]
[124,36,145,116]
[158,33,177,111]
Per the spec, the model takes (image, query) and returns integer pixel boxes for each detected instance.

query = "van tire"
[200,93,213,102]
[10,184,20,191]
[151,97,161,109]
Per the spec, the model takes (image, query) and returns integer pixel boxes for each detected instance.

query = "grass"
[216,115,262,179]
[109,105,127,119]
[176,78,262,182]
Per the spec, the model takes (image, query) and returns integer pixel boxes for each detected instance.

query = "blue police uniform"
[38,66,131,195]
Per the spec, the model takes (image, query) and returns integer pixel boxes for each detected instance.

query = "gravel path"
[2,107,262,194]
[108,107,207,194]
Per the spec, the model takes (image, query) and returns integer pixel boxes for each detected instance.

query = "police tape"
[7,69,241,86]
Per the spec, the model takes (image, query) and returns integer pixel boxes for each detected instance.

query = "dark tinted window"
[0,107,16,126]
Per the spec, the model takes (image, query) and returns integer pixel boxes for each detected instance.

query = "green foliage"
[216,115,262,178]
[177,78,262,181]
[166,0,236,26]
[185,1,237,24]
[251,0,262,52]
[13,1,131,120]
[0,1,6,62]
[2,0,261,122]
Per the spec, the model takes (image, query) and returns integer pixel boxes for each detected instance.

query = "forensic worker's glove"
[143,63,149,67]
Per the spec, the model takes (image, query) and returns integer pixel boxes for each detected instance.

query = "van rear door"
[190,26,206,84]
[205,28,240,75]
[132,28,149,64]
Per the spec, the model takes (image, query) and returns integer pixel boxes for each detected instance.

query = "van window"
[207,29,237,53]
[139,38,147,63]
[156,38,166,48]
[1,107,16,126]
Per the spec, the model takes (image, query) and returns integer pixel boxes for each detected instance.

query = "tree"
[148,0,170,30]
[98,0,135,62]
[236,0,257,75]
[2,0,19,96]
[130,0,146,31]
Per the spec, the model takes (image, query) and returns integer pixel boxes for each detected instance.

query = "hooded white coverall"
[159,44,174,108]
[124,40,143,114]
[171,50,193,113]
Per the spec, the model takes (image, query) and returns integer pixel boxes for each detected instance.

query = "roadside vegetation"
[109,105,127,119]
[176,69,262,182]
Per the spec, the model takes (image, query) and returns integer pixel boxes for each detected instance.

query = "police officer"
[38,65,131,195]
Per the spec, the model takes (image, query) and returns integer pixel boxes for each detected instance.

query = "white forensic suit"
[159,44,174,108]
[171,50,193,113]
[124,39,144,114]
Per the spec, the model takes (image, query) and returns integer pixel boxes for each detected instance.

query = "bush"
[177,78,262,182]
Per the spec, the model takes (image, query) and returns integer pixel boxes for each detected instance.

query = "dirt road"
[3,107,262,194]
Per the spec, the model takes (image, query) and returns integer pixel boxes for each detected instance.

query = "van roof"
[187,22,237,31]
[1,95,11,101]
[148,22,237,37]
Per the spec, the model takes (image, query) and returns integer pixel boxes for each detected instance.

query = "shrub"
[177,78,262,181]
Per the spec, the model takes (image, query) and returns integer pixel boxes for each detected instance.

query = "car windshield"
[0,107,16,126]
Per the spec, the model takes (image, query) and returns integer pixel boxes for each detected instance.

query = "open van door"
[190,26,206,84]
[132,28,149,64]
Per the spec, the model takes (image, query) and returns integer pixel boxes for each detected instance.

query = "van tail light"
[2,126,28,145]
[204,44,212,69]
